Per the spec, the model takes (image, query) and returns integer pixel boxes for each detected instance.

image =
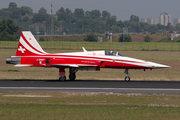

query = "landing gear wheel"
[69,73,76,81]
[59,76,66,81]
[125,76,130,82]
[124,69,130,82]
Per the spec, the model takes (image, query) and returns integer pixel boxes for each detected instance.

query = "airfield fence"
[0,41,180,51]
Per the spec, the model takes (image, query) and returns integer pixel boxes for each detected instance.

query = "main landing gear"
[59,67,66,81]
[58,67,78,81]
[124,69,130,82]
[69,68,78,81]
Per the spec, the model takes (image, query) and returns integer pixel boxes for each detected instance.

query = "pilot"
[110,51,113,55]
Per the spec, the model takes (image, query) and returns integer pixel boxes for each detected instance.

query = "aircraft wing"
[50,64,79,67]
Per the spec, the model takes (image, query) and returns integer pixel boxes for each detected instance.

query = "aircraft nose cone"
[150,62,170,69]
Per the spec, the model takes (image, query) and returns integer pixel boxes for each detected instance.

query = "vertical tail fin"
[15,31,47,56]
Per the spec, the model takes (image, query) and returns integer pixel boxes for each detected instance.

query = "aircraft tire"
[59,76,66,81]
[125,76,130,82]
[69,73,76,81]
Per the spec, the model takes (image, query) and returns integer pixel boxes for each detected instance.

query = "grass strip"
[0,92,180,120]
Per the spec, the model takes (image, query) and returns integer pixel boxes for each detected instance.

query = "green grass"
[1,41,180,51]
[0,92,180,120]
[8,69,20,72]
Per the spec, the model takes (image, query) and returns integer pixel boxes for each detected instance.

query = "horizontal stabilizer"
[14,64,33,67]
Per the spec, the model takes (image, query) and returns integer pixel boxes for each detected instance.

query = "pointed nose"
[150,62,170,69]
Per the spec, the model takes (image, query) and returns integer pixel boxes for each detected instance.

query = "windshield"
[105,50,126,57]
[118,52,126,57]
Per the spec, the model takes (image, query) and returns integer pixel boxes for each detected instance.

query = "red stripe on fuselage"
[31,54,149,66]
[20,54,150,69]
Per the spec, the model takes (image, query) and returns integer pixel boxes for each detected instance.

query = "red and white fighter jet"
[6,31,169,81]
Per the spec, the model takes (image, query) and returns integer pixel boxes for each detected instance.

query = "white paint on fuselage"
[47,50,169,69]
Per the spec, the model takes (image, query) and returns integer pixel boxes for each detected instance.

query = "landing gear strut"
[59,67,66,81]
[124,69,130,82]
[69,68,78,81]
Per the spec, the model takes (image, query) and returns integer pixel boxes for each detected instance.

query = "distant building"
[140,18,147,23]
[147,18,153,24]
[173,18,180,26]
[140,18,158,25]
[153,18,159,24]
[159,12,171,26]
[147,18,159,25]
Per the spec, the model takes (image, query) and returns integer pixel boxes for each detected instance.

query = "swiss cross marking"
[18,46,26,53]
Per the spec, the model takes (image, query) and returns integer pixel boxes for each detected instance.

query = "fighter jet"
[6,31,169,81]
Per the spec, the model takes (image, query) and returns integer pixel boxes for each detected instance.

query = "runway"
[0,79,180,93]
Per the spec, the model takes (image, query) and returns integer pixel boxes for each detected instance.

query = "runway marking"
[0,87,180,91]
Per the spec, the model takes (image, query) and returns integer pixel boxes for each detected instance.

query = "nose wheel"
[124,69,130,82]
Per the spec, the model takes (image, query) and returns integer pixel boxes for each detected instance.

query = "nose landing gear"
[124,69,130,82]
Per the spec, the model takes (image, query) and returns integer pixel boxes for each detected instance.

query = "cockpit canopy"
[105,50,126,57]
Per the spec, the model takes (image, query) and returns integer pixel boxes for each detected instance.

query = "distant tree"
[90,10,101,18]
[7,2,21,19]
[59,7,65,13]
[144,35,153,42]
[85,11,91,17]
[106,16,116,26]
[39,37,45,41]
[65,8,71,14]
[175,23,180,31]
[57,13,66,21]
[0,19,20,41]
[130,15,139,22]
[74,8,84,18]
[38,7,47,14]
[157,23,164,30]
[84,33,97,42]
[8,2,17,9]
[117,20,124,27]
[102,10,110,20]
[20,6,33,15]
[32,13,49,23]
[32,8,49,23]
[22,16,29,22]
[2,4,179,35]
[124,35,132,42]
[119,34,132,42]
[166,22,173,31]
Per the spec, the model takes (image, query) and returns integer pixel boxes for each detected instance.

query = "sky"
[0,0,180,21]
